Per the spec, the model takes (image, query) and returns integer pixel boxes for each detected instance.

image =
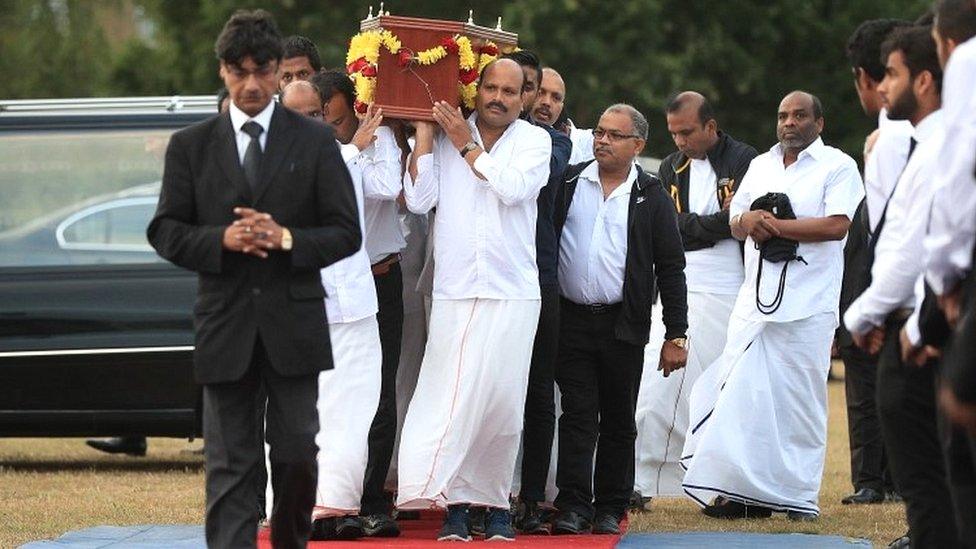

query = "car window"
[0,129,172,267]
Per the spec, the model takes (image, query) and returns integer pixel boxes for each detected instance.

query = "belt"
[371,253,401,276]
[560,297,622,315]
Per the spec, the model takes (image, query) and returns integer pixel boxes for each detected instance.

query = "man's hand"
[852,326,885,355]
[940,385,976,434]
[658,339,689,377]
[740,210,779,244]
[431,100,473,150]
[939,284,963,328]
[351,104,383,152]
[223,207,285,259]
[898,327,941,367]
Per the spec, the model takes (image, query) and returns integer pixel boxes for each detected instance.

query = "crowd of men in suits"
[144,2,976,547]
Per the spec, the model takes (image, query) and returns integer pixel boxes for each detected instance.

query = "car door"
[0,113,205,437]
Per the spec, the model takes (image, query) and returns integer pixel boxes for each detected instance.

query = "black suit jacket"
[147,104,361,384]
[555,161,688,346]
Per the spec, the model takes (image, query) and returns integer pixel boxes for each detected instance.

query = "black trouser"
[361,261,405,516]
[840,342,892,493]
[877,319,960,548]
[203,337,318,549]
[519,283,560,503]
[940,399,976,548]
[554,299,644,521]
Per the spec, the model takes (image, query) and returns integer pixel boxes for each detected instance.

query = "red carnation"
[347,57,369,74]
[396,50,413,67]
[354,100,369,114]
[459,68,479,85]
[480,43,498,56]
[361,64,377,77]
[440,36,460,54]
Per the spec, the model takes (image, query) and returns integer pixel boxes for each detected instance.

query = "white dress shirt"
[349,127,406,264]
[685,158,745,295]
[568,125,596,165]
[558,161,635,305]
[228,100,274,162]
[729,137,863,323]
[844,110,945,336]
[320,143,379,324]
[925,37,976,295]
[403,114,551,300]
[864,110,913,231]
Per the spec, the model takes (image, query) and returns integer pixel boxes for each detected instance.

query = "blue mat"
[618,532,871,548]
[19,525,206,549]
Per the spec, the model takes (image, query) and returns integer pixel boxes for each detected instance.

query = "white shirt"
[925,36,976,295]
[844,110,945,336]
[568,125,595,165]
[730,137,864,323]
[228,100,274,162]
[351,127,406,264]
[403,114,551,300]
[558,162,635,305]
[685,158,745,295]
[864,110,913,231]
[320,142,379,324]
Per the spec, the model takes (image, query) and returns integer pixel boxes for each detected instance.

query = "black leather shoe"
[516,501,550,535]
[551,511,591,535]
[592,514,621,535]
[886,491,904,503]
[310,517,337,541]
[841,488,884,505]
[629,490,652,512]
[786,510,818,522]
[335,515,364,540]
[361,513,400,537]
[85,437,147,457]
[702,496,772,519]
[887,534,910,548]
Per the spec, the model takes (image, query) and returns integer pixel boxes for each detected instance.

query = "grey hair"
[604,103,648,140]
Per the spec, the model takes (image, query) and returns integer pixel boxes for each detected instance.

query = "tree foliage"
[0,0,929,158]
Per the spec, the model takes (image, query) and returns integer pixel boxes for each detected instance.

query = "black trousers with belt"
[361,260,404,516]
[204,337,318,549]
[839,342,892,493]
[554,298,644,521]
[877,318,959,548]
[519,282,560,503]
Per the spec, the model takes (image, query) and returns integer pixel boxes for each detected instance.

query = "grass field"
[0,365,907,547]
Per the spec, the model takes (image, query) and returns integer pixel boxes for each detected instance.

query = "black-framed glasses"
[593,128,641,142]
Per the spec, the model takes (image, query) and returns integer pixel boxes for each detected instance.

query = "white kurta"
[680,312,835,514]
[396,298,541,509]
[635,291,735,497]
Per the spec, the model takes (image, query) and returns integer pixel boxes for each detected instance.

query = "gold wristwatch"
[668,337,688,349]
[280,227,293,251]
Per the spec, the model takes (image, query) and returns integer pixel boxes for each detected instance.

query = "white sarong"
[264,315,382,517]
[680,311,835,515]
[634,291,735,497]
[396,298,541,509]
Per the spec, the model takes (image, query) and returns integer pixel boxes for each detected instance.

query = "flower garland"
[346,29,504,112]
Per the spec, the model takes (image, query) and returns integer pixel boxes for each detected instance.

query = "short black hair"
[664,92,716,125]
[881,25,944,93]
[282,35,322,71]
[310,69,355,109]
[935,0,976,44]
[846,19,913,81]
[214,9,283,66]
[810,94,824,119]
[216,87,229,112]
[502,49,542,89]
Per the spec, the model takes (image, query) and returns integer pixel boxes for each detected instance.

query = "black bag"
[750,192,806,314]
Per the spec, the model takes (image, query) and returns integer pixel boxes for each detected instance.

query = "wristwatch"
[459,141,479,158]
[668,337,688,349]
[280,227,293,251]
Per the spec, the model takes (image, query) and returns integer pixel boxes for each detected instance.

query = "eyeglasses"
[593,128,641,142]
[226,63,278,80]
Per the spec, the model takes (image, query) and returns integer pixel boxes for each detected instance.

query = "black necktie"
[241,120,263,192]
[908,137,918,160]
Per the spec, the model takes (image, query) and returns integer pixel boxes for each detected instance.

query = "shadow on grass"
[0,459,205,473]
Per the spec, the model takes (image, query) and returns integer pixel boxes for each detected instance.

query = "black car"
[0,96,216,437]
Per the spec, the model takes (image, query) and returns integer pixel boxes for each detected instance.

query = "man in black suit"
[147,10,360,548]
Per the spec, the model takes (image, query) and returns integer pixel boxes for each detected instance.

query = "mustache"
[595,146,613,155]
[486,101,507,112]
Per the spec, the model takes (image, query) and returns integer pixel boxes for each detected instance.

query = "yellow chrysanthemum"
[459,82,477,109]
[478,52,497,73]
[416,46,447,65]
[456,35,476,70]
[352,72,376,104]
[380,30,401,54]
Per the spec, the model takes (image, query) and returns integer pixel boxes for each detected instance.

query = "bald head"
[781,90,823,119]
[665,91,714,125]
[281,80,324,120]
[531,67,566,126]
[777,90,824,152]
[480,58,526,89]
[665,91,718,159]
